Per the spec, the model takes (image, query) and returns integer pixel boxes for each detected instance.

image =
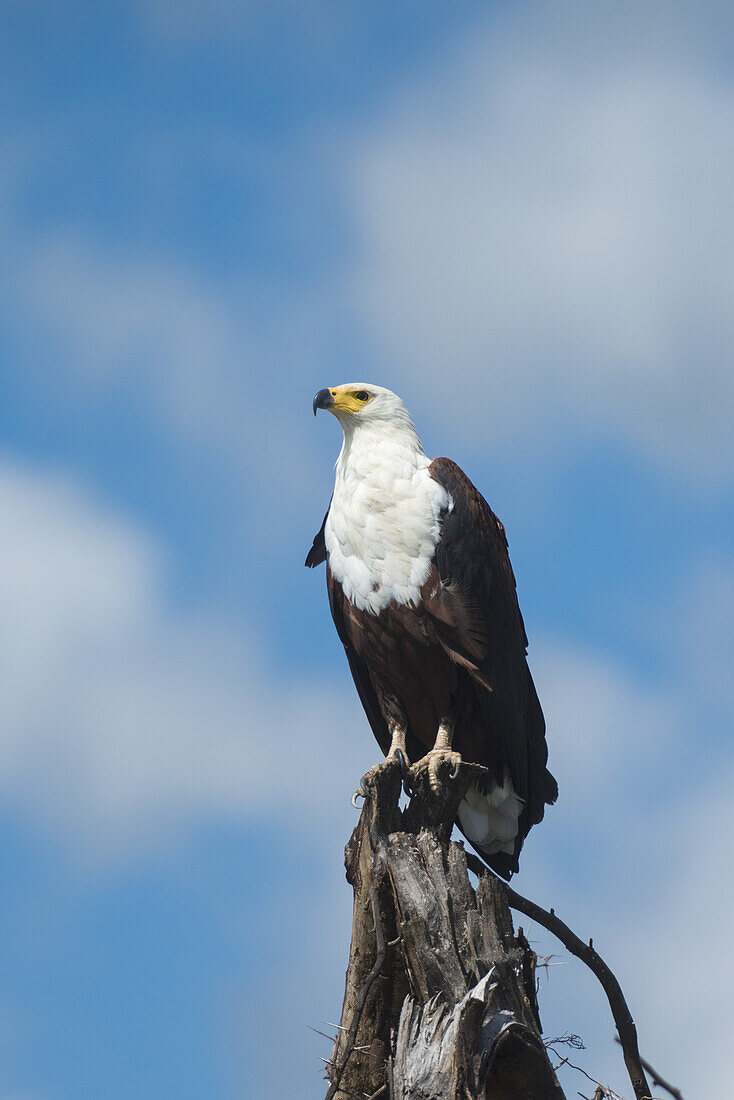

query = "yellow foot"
[351,749,410,808]
[409,748,463,796]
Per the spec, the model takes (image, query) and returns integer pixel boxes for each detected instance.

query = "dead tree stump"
[324,760,566,1100]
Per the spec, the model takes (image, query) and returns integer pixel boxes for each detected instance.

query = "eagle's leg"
[385,721,408,762]
[351,723,409,807]
[410,716,462,796]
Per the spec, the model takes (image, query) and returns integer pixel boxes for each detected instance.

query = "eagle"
[307,383,557,878]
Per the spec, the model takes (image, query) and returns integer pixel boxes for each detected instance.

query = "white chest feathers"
[325,430,452,615]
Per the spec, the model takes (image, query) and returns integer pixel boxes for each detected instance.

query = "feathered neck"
[335,416,427,480]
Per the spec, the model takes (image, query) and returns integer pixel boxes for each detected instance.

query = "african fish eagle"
[307,383,557,878]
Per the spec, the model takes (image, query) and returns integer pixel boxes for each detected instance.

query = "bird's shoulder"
[428,457,509,557]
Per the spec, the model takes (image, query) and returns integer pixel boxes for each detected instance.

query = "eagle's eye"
[354,390,370,403]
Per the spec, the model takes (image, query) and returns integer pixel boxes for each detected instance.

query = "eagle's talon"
[409,748,463,796]
[394,747,414,796]
[353,751,406,808]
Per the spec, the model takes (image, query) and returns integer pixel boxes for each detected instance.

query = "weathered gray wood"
[324,761,566,1100]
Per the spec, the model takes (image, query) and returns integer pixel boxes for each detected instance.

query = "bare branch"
[465,852,652,1100]
[614,1037,685,1100]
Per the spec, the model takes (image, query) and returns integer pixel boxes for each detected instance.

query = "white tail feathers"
[457,774,524,855]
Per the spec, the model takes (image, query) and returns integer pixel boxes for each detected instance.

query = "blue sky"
[1,2,733,1097]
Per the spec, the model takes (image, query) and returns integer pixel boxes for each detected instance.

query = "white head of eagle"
[308,382,557,879]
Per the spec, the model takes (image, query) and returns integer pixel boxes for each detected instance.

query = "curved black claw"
[439,759,462,799]
[395,748,414,797]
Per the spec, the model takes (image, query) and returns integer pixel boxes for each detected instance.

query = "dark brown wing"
[305,498,331,568]
[428,457,557,871]
[326,566,394,757]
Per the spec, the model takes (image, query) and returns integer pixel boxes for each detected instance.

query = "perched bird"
[307,383,557,878]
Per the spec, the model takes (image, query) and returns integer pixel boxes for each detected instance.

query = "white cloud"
[623,772,734,1095]
[20,235,250,453]
[5,1,734,502]
[349,0,734,482]
[531,640,677,807]
[656,556,734,714]
[12,231,327,523]
[0,459,373,858]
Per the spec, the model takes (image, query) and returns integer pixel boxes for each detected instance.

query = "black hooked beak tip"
[313,389,335,416]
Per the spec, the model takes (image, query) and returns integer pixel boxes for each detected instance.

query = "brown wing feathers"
[427,458,558,844]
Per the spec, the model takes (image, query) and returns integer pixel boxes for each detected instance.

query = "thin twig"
[466,852,652,1100]
[309,1025,338,1044]
[615,1037,684,1100]
[548,1049,625,1099]
[545,1033,585,1050]
[363,1085,388,1100]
